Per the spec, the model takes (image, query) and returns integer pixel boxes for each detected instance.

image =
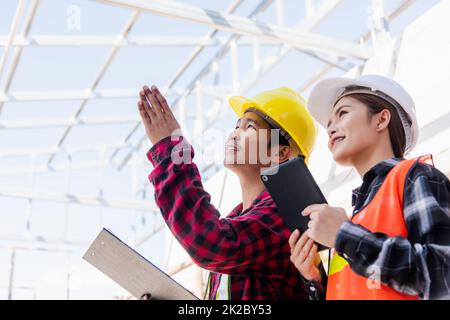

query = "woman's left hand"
[302,204,350,248]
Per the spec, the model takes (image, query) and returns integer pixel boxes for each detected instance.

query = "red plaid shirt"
[147,136,308,300]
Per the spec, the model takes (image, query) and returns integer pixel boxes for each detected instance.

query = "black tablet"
[261,157,329,252]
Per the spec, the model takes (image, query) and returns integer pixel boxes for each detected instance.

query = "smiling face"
[326,96,383,167]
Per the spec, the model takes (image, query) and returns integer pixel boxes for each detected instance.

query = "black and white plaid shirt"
[306,157,450,300]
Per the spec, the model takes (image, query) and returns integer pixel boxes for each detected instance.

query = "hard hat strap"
[245,107,291,144]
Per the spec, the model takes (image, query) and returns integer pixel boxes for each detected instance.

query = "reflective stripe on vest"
[326,155,433,300]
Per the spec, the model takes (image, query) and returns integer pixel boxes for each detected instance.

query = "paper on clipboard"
[83,228,199,300]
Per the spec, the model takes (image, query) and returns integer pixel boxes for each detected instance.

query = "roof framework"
[2,0,447,299]
[0,0,416,249]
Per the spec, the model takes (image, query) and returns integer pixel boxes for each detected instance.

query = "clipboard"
[261,157,329,252]
[83,228,199,300]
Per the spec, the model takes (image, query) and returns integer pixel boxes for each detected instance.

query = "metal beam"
[7,249,16,300]
[0,142,130,158]
[0,186,157,212]
[0,35,283,47]
[168,259,194,276]
[0,140,151,177]
[46,11,141,167]
[0,239,79,251]
[0,88,143,102]
[134,220,166,247]
[297,0,417,95]
[0,86,229,103]
[165,0,247,90]
[114,0,344,170]
[0,0,40,115]
[238,0,345,94]
[0,156,151,176]
[106,0,255,163]
[113,0,275,169]
[0,160,120,176]
[0,0,26,85]
[98,0,371,59]
[146,0,411,185]
[0,116,141,129]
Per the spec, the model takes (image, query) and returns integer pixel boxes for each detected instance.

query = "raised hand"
[138,85,182,145]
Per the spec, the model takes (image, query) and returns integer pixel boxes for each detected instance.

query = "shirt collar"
[351,157,404,206]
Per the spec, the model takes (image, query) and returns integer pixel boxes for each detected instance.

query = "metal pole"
[0,0,26,88]
[230,40,239,91]
[8,249,16,300]
[63,153,73,239]
[275,0,285,26]
[0,0,39,114]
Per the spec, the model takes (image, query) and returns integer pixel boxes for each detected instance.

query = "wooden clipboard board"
[83,228,199,300]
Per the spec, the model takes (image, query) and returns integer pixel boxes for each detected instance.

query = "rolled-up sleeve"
[147,136,294,277]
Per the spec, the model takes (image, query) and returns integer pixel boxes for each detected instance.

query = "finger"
[140,90,156,118]
[297,231,311,251]
[302,205,316,216]
[144,85,162,116]
[288,229,300,251]
[138,101,151,124]
[292,232,310,260]
[139,90,149,108]
[139,89,147,102]
[302,204,325,216]
[152,85,171,115]
[144,86,162,117]
[298,239,315,264]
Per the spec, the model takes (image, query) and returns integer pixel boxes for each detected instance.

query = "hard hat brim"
[307,77,368,129]
[228,95,255,117]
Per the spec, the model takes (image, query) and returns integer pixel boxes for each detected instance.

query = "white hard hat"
[307,74,419,154]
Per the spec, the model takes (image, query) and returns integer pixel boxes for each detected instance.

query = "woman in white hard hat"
[288,75,450,300]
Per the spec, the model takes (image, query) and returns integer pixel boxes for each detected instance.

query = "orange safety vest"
[326,155,433,300]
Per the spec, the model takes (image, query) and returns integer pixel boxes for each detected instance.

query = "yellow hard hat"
[228,87,317,163]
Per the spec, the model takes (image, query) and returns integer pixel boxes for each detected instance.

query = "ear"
[375,109,391,132]
[279,146,292,162]
[270,145,292,164]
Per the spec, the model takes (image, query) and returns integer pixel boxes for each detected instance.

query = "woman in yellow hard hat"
[137,84,318,300]
[289,75,450,300]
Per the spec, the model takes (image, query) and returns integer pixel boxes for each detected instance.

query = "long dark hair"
[347,93,406,158]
